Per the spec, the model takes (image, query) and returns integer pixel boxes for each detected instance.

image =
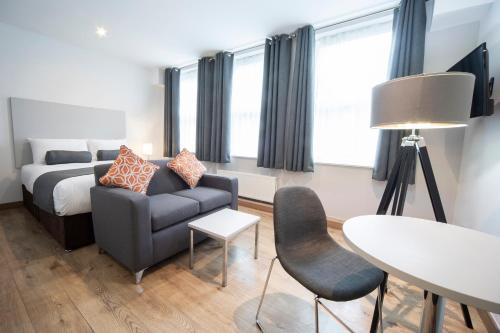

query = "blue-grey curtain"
[196,57,215,160]
[372,0,426,182]
[285,25,315,172]
[196,52,233,162]
[164,67,180,157]
[257,35,292,169]
[258,25,315,171]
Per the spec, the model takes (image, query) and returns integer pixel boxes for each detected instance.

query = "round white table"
[343,215,500,333]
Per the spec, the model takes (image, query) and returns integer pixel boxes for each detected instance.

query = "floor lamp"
[368,72,476,333]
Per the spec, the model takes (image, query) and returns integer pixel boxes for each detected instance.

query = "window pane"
[314,18,392,167]
[179,67,197,153]
[230,50,264,158]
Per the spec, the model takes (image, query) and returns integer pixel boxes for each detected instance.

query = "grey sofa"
[90,160,238,283]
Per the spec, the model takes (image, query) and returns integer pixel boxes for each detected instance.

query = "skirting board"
[0,201,23,210]
[238,198,273,214]
[327,216,344,230]
[238,198,343,230]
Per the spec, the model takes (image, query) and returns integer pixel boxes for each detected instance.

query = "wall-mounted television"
[447,42,495,118]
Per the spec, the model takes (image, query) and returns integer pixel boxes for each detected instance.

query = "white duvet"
[21,161,110,216]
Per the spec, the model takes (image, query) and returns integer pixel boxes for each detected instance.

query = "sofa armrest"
[199,174,239,210]
[90,186,153,272]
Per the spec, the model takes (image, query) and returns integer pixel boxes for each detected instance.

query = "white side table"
[188,208,260,287]
[343,215,500,333]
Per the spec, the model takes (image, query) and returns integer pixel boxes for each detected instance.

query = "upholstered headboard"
[10,97,126,168]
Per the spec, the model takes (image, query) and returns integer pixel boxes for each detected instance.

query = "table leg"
[189,229,194,269]
[420,293,445,333]
[222,240,228,287]
[254,223,259,259]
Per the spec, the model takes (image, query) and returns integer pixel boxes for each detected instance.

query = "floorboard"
[0,206,487,332]
[0,237,35,333]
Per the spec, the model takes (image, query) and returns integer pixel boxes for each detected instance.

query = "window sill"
[314,161,374,170]
[230,155,258,160]
[229,155,374,170]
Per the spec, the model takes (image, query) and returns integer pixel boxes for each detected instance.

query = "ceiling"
[0,0,493,68]
[0,0,397,67]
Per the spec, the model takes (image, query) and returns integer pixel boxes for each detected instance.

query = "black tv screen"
[448,43,494,118]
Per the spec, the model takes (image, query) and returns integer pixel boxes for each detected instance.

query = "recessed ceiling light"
[96,26,107,38]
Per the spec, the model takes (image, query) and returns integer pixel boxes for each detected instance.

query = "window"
[314,16,393,167]
[230,49,265,158]
[179,66,198,152]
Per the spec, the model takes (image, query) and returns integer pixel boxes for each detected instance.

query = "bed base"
[22,185,95,251]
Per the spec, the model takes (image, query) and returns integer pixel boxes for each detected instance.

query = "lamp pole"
[369,132,473,332]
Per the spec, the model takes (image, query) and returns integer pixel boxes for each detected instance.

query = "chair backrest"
[273,186,328,249]
[93,159,189,195]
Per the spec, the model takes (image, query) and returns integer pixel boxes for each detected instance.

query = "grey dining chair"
[256,186,386,332]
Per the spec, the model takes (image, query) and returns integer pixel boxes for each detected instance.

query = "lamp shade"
[370,72,475,129]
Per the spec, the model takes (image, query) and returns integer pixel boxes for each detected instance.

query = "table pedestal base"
[420,293,445,333]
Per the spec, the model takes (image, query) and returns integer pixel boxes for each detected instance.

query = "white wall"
[0,22,163,204]
[211,21,480,223]
[0,13,485,224]
[452,1,500,325]
[454,1,500,234]
[422,21,481,221]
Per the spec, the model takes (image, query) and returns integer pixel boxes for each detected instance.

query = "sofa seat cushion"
[150,193,200,232]
[173,187,232,213]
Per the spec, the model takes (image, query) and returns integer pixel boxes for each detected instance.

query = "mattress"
[21,161,110,216]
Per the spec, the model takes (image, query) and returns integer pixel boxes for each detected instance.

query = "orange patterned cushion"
[167,149,206,189]
[99,145,159,194]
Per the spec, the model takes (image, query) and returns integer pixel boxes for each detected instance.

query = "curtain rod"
[177,2,399,70]
[232,42,266,56]
[314,3,399,34]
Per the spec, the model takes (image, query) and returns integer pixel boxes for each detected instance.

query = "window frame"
[178,64,198,153]
[312,12,394,169]
[174,11,393,168]
[229,45,265,159]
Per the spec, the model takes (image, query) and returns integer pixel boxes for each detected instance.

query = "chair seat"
[173,187,232,213]
[277,235,384,302]
[149,193,199,232]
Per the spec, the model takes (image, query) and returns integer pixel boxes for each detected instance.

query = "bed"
[21,161,111,216]
[21,161,115,250]
[11,97,126,250]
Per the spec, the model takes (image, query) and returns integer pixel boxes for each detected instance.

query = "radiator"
[217,170,277,203]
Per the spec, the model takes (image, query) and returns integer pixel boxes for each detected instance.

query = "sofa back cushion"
[146,160,189,195]
[94,163,113,184]
[94,159,189,195]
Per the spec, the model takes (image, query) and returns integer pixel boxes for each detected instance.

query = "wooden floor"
[0,206,487,333]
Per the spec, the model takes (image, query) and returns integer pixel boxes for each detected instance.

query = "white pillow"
[87,139,126,160]
[28,138,88,164]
